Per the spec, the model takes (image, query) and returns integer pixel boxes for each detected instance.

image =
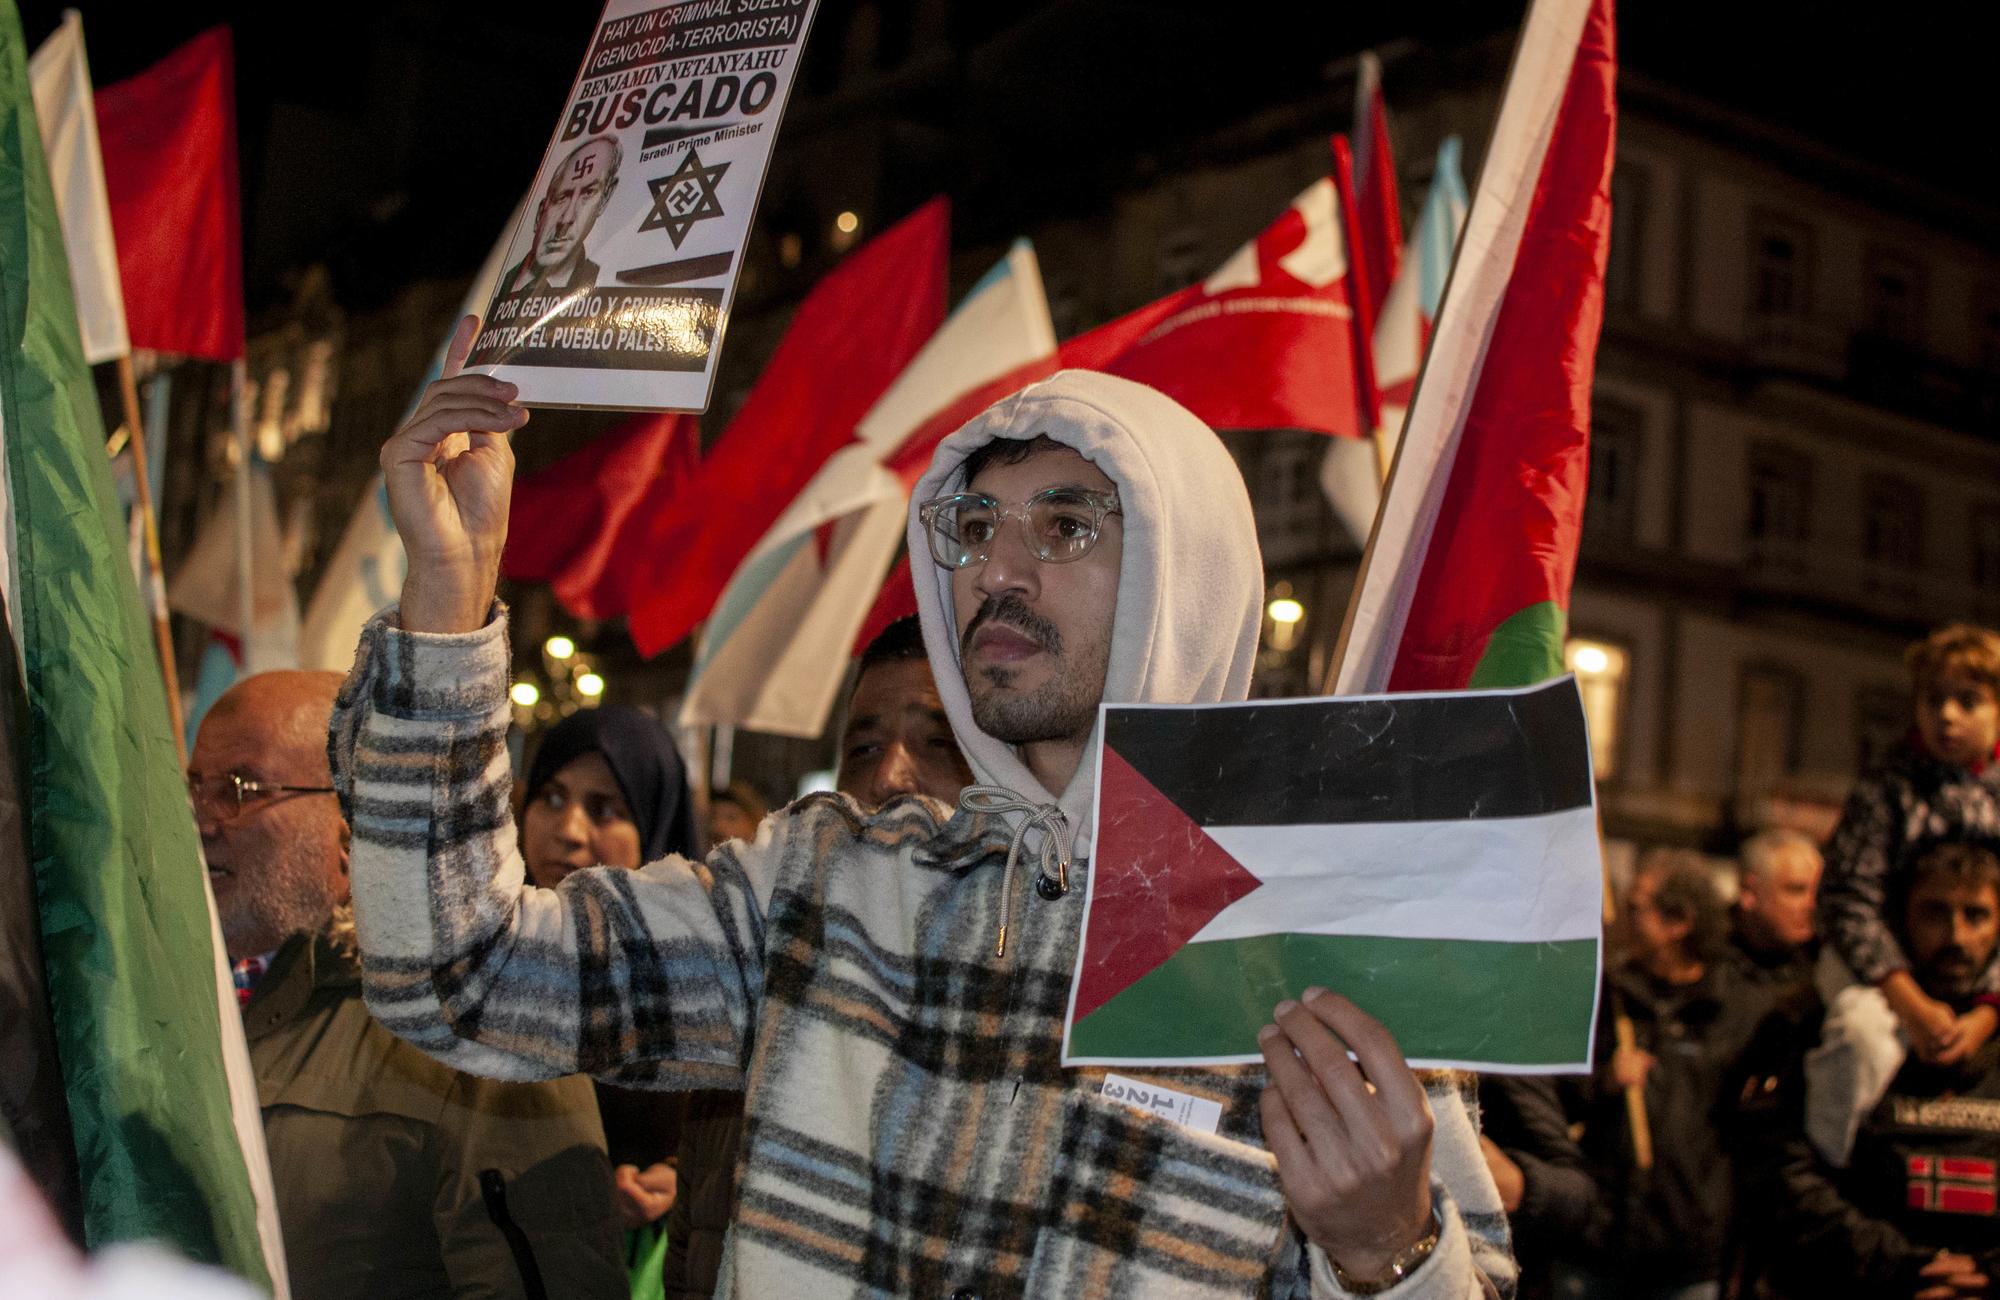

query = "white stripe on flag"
[1333,0,1596,696]
[1192,805,1602,946]
[29,12,128,365]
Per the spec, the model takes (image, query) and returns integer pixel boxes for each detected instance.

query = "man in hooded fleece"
[333,314,1516,1300]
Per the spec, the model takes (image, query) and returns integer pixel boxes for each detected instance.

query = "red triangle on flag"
[1072,745,1264,1023]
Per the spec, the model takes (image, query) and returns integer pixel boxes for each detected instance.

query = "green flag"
[0,4,268,1284]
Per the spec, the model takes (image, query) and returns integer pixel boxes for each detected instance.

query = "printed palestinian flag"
[1064,678,1603,1072]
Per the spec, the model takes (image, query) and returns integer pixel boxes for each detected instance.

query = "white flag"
[28,11,128,365]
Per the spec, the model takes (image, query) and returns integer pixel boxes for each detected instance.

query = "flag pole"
[230,358,254,660]
[114,355,186,755]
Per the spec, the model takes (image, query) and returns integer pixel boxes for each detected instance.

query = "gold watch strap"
[1328,1206,1443,1295]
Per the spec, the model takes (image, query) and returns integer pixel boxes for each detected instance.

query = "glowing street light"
[834,210,860,234]
[1572,644,1610,675]
[576,672,605,699]
[544,634,576,660]
[1266,597,1304,626]
[509,681,540,707]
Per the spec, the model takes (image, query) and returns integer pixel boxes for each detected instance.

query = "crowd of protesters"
[181,312,2000,1300]
[1487,622,2000,1300]
[204,614,2000,1299]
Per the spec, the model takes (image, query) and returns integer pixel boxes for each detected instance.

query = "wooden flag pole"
[114,355,186,757]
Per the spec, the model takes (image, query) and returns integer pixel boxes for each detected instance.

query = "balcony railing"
[1744,536,2000,626]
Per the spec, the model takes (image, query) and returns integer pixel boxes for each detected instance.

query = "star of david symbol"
[641,149,730,248]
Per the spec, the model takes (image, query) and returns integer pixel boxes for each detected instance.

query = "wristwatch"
[1328,1206,1443,1295]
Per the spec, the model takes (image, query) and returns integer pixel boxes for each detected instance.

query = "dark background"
[15,2,1988,324]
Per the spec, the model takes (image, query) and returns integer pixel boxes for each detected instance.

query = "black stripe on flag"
[1101,677,1593,826]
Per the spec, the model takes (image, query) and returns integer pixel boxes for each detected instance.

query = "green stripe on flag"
[0,5,267,1284]
[1068,933,1597,1066]
[1468,599,1567,690]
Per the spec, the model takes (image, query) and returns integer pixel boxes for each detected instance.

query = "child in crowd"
[1808,623,2000,1163]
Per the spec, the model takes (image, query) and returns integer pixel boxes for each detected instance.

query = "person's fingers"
[1259,1079,1336,1223]
[391,404,529,455]
[441,314,480,380]
[406,379,520,429]
[1298,988,1429,1119]
[1261,1014,1359,1158]
[1274,998,1388,1147]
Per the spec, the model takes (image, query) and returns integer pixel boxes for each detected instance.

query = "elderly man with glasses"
[334,344,1514,1300]
[189,670,626,1300]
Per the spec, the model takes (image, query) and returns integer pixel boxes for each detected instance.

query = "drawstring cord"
[959,786,1073,958]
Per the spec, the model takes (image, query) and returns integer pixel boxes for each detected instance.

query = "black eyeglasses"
[918,487,1122,570]
[187,770,337,821]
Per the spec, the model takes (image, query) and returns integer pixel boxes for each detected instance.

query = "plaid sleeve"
[1819,770,1910,986]
[331,605,772,1088]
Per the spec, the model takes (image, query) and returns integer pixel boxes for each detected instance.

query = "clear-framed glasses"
[187,770,337,821]
[918,487,1122,570]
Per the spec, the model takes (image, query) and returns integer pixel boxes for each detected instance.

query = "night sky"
[15,1,1989,319]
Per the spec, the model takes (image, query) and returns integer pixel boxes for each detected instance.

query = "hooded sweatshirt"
[331,370,1511,1300]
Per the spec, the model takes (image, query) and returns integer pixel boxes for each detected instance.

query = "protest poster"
[1063,677,1604,1073]
[466,0,819,410]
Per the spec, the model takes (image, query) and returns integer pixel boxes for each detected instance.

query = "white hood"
[907,370,1264,856]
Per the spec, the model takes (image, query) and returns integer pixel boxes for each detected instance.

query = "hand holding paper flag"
[1064,680,1603,1071]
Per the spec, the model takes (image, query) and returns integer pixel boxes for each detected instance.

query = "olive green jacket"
[245,931,625,1300]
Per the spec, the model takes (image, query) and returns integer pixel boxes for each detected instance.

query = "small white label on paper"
[1101,1073,1223,1135]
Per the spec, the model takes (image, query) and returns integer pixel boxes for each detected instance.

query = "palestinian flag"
[1064,678,1602,1072]
[1333,0,1614,696]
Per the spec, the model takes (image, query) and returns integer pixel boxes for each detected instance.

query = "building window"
[1566,639,1629,781]
[1975,506,2000,591]
[1865,249,1926,344]
[1855,686,1909,774]
[1736,664,1804,800]
[1862,475,1924,569]
[1751,216,1812,319]
[1586,398,1643,542]
[1606,164,1648,310]
[1747,443,1812,547]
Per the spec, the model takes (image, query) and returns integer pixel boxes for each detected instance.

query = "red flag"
[1334,0,1615,695]
[95,27,243,361]
[1059,179,1371,438]
[500,412,698,608]
[852,552,919,656]
[1350,51,1404,323]
[606,199,949,655]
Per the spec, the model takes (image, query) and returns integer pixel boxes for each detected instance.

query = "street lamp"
[544,634,575,661]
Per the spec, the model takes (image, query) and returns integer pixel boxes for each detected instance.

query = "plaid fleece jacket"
[1822,742,2000,989]
[332,610,1515,1300]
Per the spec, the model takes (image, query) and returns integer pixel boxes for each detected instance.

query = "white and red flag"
[1320,135,1470,534]
[1061,174,1376,441]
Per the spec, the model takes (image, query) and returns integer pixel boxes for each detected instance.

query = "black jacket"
[662,1090,743,1300]
[1569,960,1788,1286]
[1752,1036,2000,1295]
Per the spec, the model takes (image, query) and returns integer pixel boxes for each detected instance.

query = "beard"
[962,593,1108,746]
[219,839,341,959]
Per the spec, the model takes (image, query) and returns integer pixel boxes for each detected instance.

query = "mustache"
[962,593,1064,657]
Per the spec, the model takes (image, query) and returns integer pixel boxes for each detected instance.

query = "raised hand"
[1259,988,1437,1284]
[379,314,529,633]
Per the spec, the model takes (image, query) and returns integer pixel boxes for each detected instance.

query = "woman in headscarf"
[519,707,700,1299]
